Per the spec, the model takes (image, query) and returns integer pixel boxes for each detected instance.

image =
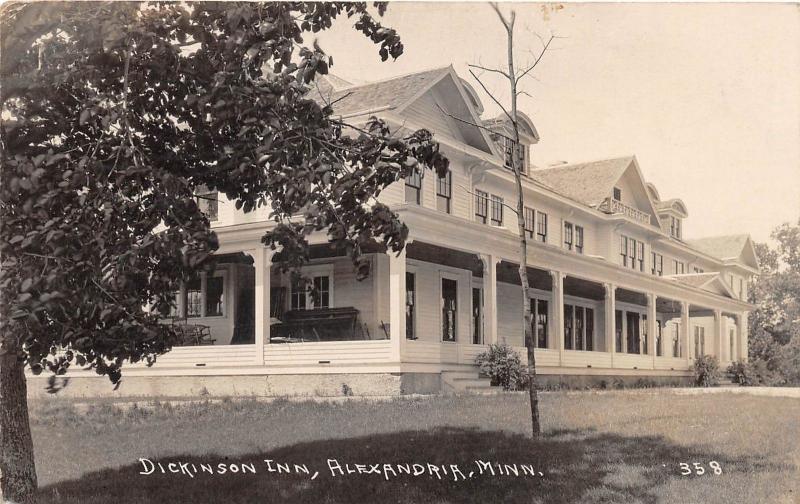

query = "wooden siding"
[263,340,392,366]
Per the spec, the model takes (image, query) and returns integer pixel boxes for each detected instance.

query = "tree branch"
[467,63,509,80]
[516,34,555,83]
[468,69,514,125]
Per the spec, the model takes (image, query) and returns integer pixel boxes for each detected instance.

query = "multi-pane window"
[524,207,535,239]
[490,195,503,226]
[670,216,682,239]
[564,222,574,250]
[406,272,416,340]
[502,137,526,172]
[694,326,705,357]
[291,275,331,310]
[472,287,483,344]
[615,310,624,352]
[673,260,685,275]
[564,304,594,351]
[621,236,644,271]
[651,252,663,276]
[441,278,458,342]
[187,276,203,317]
[536,212,548,243]
[613,187,622,201]
[637,242,645,271]
[405,171,422,204]
[575,226,584,254]
[181,273,225,318]
[535,299,548,348]
[436,171,452,213]
[196,190,218,222]
[739,278,744,300]
[672,323,681,357]
[475,190,488,224]
[656,320,663,357]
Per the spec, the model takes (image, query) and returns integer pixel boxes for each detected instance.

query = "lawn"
[30,391,799,503]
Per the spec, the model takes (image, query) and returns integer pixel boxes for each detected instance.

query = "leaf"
[20,278,33,292]
[79,109,91,125]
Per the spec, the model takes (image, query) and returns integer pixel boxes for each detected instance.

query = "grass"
[30,391,800,503]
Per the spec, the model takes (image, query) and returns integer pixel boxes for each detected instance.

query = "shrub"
[693,355,721,387]
[728,360,780,386]
[475,343,530,391]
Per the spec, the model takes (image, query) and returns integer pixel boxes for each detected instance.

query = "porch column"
[647,293,657,368]
[481,254,499,345]
[388,249,407,362]
[178,281,188,319]
[681,302,691,364]
[253,246,273,365]
[604,283,616,367]
[550,270,564,364]
[739,311,749,362]
[713,309,723,360]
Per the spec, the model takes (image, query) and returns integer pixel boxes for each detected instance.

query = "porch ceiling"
[497,261,552,290]
[407,241,484,276]
[563,276,605,301]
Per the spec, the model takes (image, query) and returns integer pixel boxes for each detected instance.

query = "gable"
[396,68,496,155]
[614,160,662,228]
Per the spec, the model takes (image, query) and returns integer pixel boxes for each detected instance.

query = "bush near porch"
[30,391,799,503]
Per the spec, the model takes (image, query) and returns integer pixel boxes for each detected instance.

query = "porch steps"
[441,370,494,394]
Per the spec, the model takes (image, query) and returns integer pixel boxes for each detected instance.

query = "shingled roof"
[684,235,750,260]
[310,66,451,117]
[529,157,635,207]
[667,272,721,288]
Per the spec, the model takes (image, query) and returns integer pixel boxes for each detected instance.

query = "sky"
[316,2,800,243]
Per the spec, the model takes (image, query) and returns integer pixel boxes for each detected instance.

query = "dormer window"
[501,137,526,173]
[669,216,682,239]
[613,187,622,201]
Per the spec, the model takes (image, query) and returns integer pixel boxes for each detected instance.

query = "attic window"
[501,137,526,173]
[669,216,682,240]
[613,187,622,201]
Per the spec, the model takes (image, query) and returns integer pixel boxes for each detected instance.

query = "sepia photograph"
[0,1,798,503]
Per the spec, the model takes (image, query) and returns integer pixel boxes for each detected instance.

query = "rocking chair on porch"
[170,318,216,346]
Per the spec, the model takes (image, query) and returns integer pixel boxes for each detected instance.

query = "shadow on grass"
[36,427,787,504]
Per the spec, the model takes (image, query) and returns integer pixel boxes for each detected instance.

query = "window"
[672,323,681,358]
[613,187,622,201]
[729,328,735,360]
[181,273,225,318]
[406,272,416,340]
[196,190,218,222]
[651,252,663,276]
[564,304,574,350]
[291,274,331,310]
[490,195,503,226]
[694,326,705,357]
[205,276,224,317]
[187,276,203,318]
[472,287,483,344]
[536,212,548,243]
[524,207,535,238]
[641,314,648,355]
[655,320,663,357]
[564,222,574,251]
[436,171,452,213]
[670,216,682,239]
[635,242,644,271]
[739,278,744,300]
[502,137,526,172]
[575,226,584,254]
[673,260,685,275]
[615,310,623,352]
[441,278,458,342]
[405,171,422,204]
[628,237,636,270]
[475,190,488,224]
[620,236,629,267]
[626,311,641,354]
[693,266,704,273]
[535,299,548,348]
[563,304,594,351]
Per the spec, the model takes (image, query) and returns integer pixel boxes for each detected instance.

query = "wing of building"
[32,67,760,397]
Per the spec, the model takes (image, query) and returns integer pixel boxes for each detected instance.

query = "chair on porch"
[170,318,216,346]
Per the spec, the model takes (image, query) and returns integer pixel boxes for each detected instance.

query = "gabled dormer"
[648,183,689,240]
[483,112,540,175]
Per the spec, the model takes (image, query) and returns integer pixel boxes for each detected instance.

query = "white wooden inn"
[34,67,758,396]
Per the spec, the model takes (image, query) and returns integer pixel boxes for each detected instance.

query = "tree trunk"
[0,350,38,504]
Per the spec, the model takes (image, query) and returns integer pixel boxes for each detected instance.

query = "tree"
[748,218,800,384]
[452,3,555,437]
[0,2,447,501]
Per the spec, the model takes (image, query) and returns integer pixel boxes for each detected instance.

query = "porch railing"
[599,197,651,225]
